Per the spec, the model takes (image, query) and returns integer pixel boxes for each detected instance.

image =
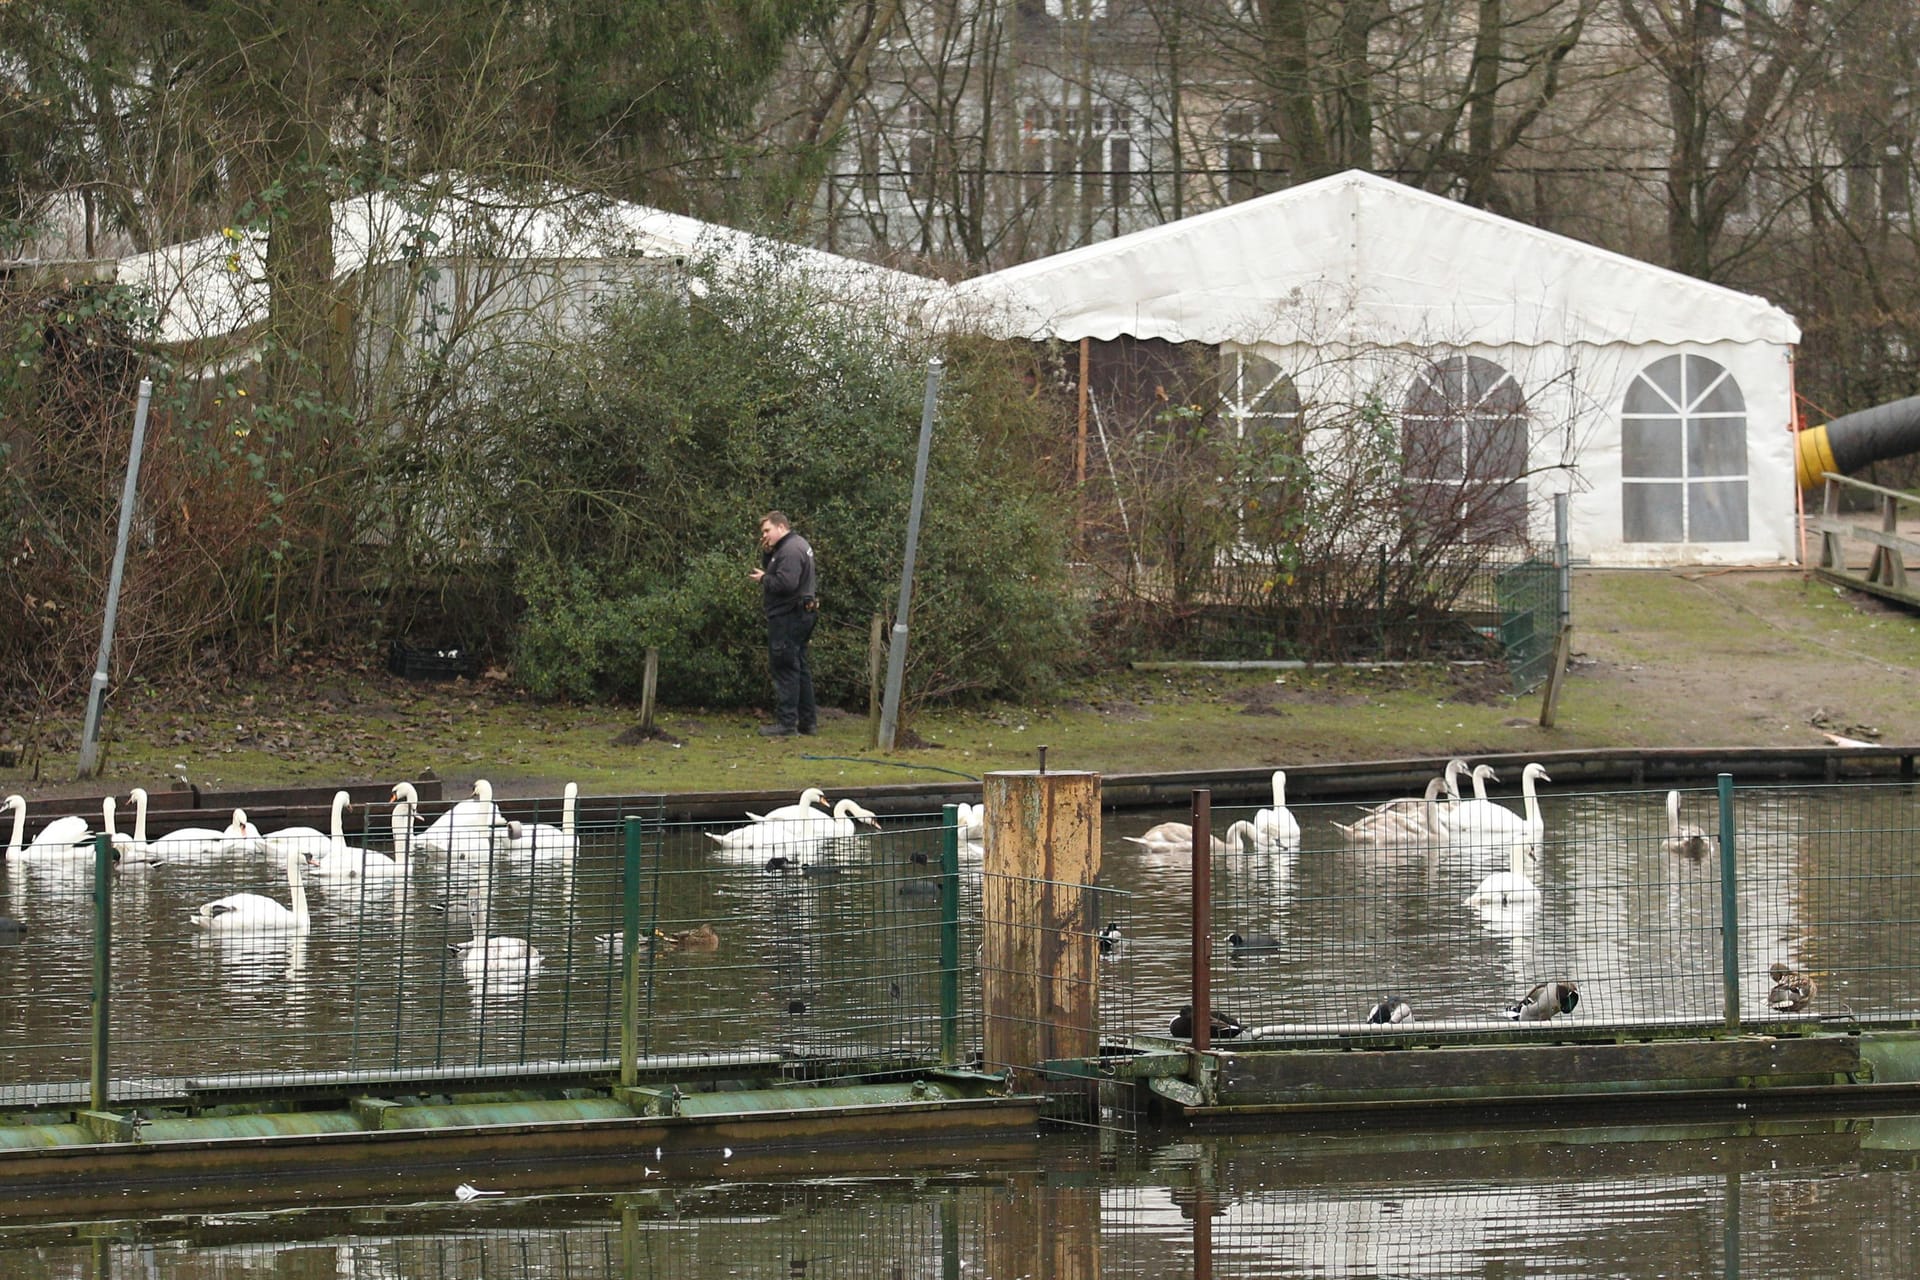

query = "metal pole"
[620,816,642,1086]
[78,377,153,777]
[1191,789,1212,1052]
[878,358,944,750]
[940,804,961,1064]
[1718,774,1740,1030]
[1554,492,1572,630]
[90,833,113,1111]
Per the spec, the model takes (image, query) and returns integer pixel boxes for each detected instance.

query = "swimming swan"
[1252,770,1302,853]
[190,842,311,934]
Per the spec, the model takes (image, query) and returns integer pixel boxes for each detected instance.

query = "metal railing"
[0,800,979,1110]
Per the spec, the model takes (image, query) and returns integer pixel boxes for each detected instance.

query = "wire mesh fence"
[0,796,986,1110]
[1146,777,1920,1042]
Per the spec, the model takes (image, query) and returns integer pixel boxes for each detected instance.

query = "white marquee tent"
[936,169,1803,567]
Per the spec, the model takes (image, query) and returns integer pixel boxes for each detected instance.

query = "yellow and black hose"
[1796,393,1920,489]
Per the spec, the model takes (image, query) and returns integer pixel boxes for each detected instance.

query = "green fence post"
[940,804,961,1064]
[621,816,643,1088]
[1719,773,1740,1031]
[90,832,113,1112]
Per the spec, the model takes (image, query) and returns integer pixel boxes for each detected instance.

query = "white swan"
[100,794,165,871]
[953,802,985,842]
[308,790,404,880]
[3,794,33,861]
[509,782,579,860]
[1448,764,1538,858]
[263,802,335,860]
[746,787,831,823]
[1664,790,1713,860]
[1122,819,1260,856]
[138,789,261,860]
[189,842,311,933]
[390,782,424,852]
[1464,838,1540,908]
[450,890,542,982]
[16,797,92,861]
[709,798,877,860]
[443,779,514,866]
[1252,770,1302,853]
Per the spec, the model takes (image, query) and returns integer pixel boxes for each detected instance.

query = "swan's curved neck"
[1666,791,1681,837]
[562,786,577,836]
[286,845,311,930]
[132,791,148,844]
[4,801,23,859]
[1271,772,1287,808]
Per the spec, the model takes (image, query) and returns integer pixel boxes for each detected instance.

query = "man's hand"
[750,568,765,582]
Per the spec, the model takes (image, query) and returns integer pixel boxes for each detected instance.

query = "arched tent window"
[1400,355,1529,543]
[1621,354,1749,543]
[1220,349,1302,542]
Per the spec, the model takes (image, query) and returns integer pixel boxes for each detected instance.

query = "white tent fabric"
[939,169,1799,349]
[116,179,940,346]
[937,170,1802,567]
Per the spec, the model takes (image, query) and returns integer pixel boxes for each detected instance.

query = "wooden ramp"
[1810,472,1920,610]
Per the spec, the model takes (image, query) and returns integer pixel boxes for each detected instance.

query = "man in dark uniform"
[750,510,817,736]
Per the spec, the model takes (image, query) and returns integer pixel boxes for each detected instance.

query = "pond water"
[1,1117,1916,1277]
[4,780,1920,1089]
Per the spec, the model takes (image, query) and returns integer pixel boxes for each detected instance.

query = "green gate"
[1495,557,1558,694]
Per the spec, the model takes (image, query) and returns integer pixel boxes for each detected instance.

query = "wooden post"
[1537,624,1574,728]
[638,647,659,732]
[866,613,886,748]
[980,769,1102,1098]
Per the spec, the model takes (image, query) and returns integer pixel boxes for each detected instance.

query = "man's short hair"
[761,510,791,530]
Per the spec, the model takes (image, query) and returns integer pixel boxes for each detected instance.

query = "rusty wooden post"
[981,769,1102,1096]
[1191,788,1212,1053]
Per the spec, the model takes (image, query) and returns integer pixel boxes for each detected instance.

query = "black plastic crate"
[387,640,482,681]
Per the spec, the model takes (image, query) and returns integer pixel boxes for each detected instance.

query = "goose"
[100,794,165,871]
[1464,833,1540,909]
[1664,790,1713,860]
[1767,963,1817,1013]
[450,890,541,981]
[1336,778,1449,847]
[746,787,831,823]
[509,782,579,860]
[1122,819,1260,857]
[1169,1004,1245,1039]
[1505,979,1579,1021]
[1252,770,1302,853]
[189,842,311,934]
[308,790,404,880]
[1366,996,1414,1024]
[1450,763,1549,861]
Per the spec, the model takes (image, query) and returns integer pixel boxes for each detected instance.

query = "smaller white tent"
[937,170,1802,567]
[115,178,940,347]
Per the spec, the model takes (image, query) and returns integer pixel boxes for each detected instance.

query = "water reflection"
[2,1118,1917,1277]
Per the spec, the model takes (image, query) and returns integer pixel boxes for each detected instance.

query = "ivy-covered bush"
[468,264,1081,710]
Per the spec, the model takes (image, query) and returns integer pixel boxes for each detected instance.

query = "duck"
[1122,819,1259,857]
[510,782,580,860]
[307,791,405,880]
[656,923,720,953]
[1252,770,1301,853]
[1505,979,1579,1021]
[1169,1004,1245,1039]
[1366,996,1414,1024]
[1464,834,1540,909]
[1097,921,1123,957]
[1664,790,1714,860]
[1451,762,1550,862]
[189,842,312,934]
[1767,963,1817,1013]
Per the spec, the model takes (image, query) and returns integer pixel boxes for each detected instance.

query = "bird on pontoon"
[1169,1005,1245,1040]
[1505,979,1579,1021]
[1767,963,1817,1013]
[1366,996,1414,1025]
